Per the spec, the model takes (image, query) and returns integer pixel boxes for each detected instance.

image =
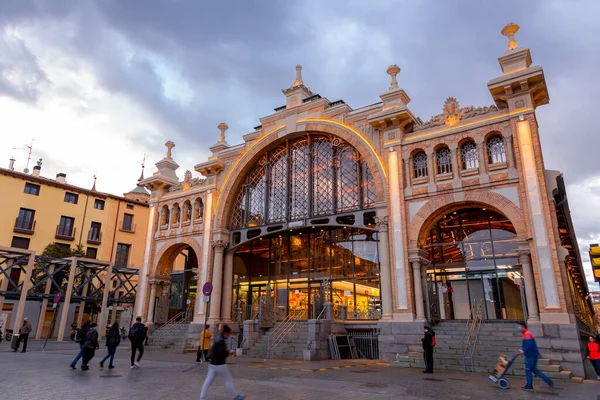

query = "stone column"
[387,148,407,310]
[146,282,158,323]
[403,156,411,187]
[135,204,156,317]
[208,240,228,323]
[425,148,435,184]
[476,138,489,183]
[408,249,429,322]
[376,216,393,320]
[518,241,540,322]
[220,251,234,323]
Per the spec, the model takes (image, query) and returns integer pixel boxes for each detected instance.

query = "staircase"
[397,322,573,380]
[146,310,192,353]
[246,320,309,359]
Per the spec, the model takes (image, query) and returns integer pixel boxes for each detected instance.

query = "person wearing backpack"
[128,317,148,368]
[81,323,99,371]
[100,323,121,369]
[420,326,436,374]
[70,320,91,370]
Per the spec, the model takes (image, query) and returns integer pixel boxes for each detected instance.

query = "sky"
[0,0,599,288]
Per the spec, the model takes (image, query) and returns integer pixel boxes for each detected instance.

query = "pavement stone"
[1,340,599,400]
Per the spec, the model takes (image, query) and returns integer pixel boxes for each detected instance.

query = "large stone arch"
[408,189,526,248]
[214,119,388,229]
[151,236,204,277]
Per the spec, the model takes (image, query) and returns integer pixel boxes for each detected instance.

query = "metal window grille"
[247,156,267,226]
[436,147,452,175]
[461,141,479,170]
[336,145,360,212]
[268,146,288,223]
[312,136,334,216]
[413,151,428,178]
[486,136,506,164]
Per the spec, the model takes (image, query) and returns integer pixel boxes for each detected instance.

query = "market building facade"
[135,24,594,376]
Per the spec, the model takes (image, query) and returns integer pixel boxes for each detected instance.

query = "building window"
[461,141,479,170]
[24,183,40,196]
[413,151,428,178]
[85,247,98,259]
[161,205,170,226]
[11,236,30,249]
[115,243,130,268]
[94,199,105,210]
[172,205,180,225]
[55,243,71,253]
[486,135,506,164]
[57,216,75,239]
[195,198,204,220]
[15,208,35,233]
[436,147,452,175]
[126,204,134,210]
[88,221,102,243]
[64,192,79,204]
[183,201,191,222]
[122,213,134,232]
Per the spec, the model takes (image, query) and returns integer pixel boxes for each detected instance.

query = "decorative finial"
[386,65,400,89]
[92,174,97,191]
[138,154,146,182]
[218,123,228,143]
[36,158,42,167]
[165,141,175,158]
[293,64,303,86]
[501,23,520,51]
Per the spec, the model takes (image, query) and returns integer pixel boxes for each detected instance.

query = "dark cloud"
[1,0,600,281]
[0,33,48,102]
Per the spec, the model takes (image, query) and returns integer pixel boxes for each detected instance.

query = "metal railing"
[55,225,76,240]
[14,217,36,234]
[148,308,193,346]
[87,230,102,244]
[266,309,307,359]
[462,300,483,372]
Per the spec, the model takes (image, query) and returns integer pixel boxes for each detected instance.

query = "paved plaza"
[1,341,599,400]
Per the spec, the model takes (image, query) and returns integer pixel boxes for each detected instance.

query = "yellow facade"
[0,168,149,268]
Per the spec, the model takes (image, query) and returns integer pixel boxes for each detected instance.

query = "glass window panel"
[289,234,309,280]
[413,151,428,178]
[331,229,353,279]
[247,156,267,227]
[487,135,506,164]
[268,146,288,223]
[269,237,289,283]
[461,141,479,170]
[351,229,379,278]
[436,147,452,174]
[336,146,360,212]
[310,231,331,280]
[312,137,334,216]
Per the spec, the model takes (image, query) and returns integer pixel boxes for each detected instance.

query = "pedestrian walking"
[197,324,212,362]
[586,335,600,380]
[100,323,121,369]
[128,317,148,368]
[81,323,99,371]
[12,318,32,353]
[199,325,246,400]
[517,321,553,391]
[419,326,435,373]
[70,320,91,370]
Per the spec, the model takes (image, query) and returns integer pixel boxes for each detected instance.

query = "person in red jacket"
[587,335,600,380]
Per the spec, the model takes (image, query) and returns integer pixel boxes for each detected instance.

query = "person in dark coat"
[100,323,121,369]
[199,325,246,400]
[419,326,435,373]
[81,323,99,371]
[518,321,553,391]
[70,320,91,370]
[128,317,148,368]
[13,318,32,353]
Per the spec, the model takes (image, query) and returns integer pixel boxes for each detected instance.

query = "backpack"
[75,328,86,343]
[107,331,120,347]
[432,336,437,347]
[129,324,147,341]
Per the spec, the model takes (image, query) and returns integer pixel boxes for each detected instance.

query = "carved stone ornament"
[165,141,175,158]
[443,97,461,127]
[388,131,396,141]
[374,216,389,231]
[514,99,525,108]
[184,170,192,187]
[414,104,499,132]
[212,239,229,251]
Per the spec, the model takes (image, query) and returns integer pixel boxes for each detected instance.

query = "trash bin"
[11,333,20,351]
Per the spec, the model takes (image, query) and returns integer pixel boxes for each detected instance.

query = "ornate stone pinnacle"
[293,64,303,86]
[501,22,520,51]
[165,141,175,158]
[218,122,228,142]
[386,64,400,89]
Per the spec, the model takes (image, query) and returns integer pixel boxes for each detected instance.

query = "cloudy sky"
[0,1,599,287]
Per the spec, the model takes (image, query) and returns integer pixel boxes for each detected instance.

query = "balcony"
[119,221,136,233]
[14,217,36,235]
[55,225,76,241]
[87,230,103,245]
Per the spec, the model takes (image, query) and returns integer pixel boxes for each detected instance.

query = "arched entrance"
[225,133,383,322]
[148,242,202,324]
[419,206,525,321]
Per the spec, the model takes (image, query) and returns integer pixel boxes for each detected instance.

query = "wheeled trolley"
[488,353,520,389]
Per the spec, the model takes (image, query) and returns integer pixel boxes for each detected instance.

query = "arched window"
[436,147,452,175]
[183,201,191,222]
[229,135,376,230]
[486,135,506,164]
[413,151,428,178]
[172,204,180,225]
[194,198,204,220]
[161,205,169,226]
[461,141,479,170]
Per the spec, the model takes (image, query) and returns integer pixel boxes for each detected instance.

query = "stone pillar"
[408,249,429,322]
[425,148,435,192]
[208,240,228,323]
[518,241,540,322]
[194,190,214,324]
[376,216,393,320]
[146,282,158,323]
[220,251,234,323]
[476,138,489,183]
[135,204,156,317]
[387,148,407,310]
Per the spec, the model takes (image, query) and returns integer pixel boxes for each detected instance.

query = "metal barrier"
[347,329,380,360]
[462,300,483,372]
